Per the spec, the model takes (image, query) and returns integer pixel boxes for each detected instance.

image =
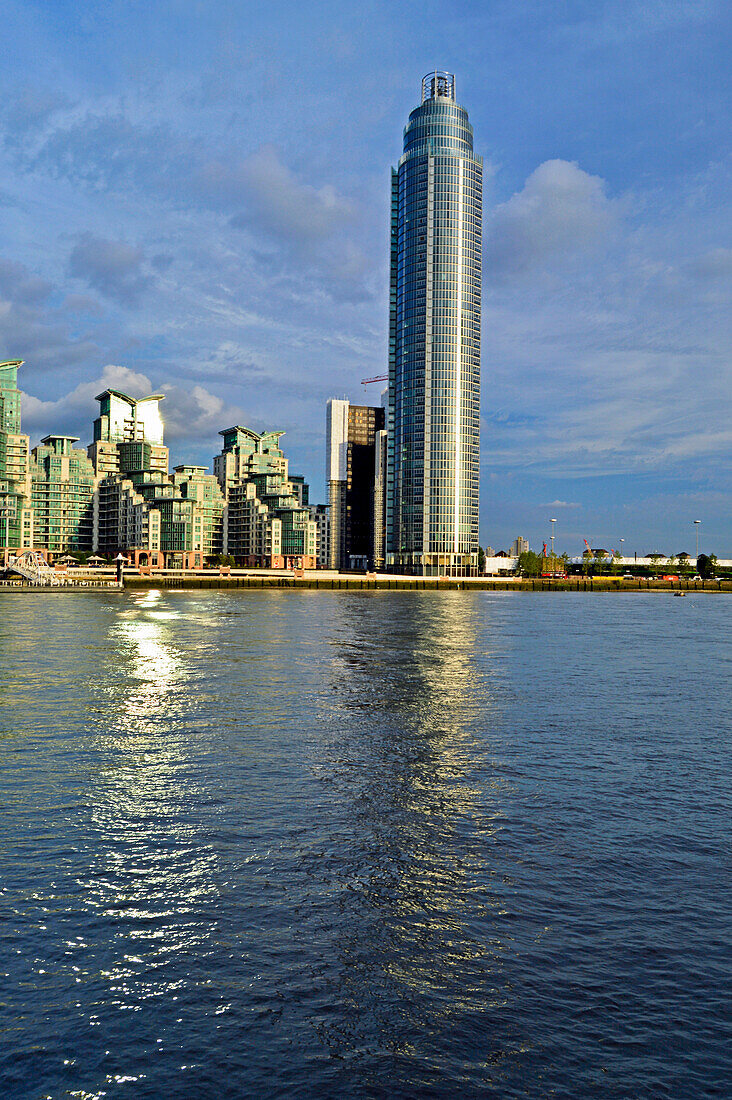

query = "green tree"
[697,553,717,578]
[477,546,486,573]
[648,553,663,575]
[518,550,541,577]
[594,549,607,575]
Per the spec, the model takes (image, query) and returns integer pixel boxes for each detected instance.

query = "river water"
[1,589,730,1098]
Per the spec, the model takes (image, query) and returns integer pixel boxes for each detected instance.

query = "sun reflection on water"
[62,590,229,1076]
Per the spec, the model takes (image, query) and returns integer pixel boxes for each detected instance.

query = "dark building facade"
[326,400,385,571]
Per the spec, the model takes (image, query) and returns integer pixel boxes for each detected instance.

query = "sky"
[1,0,730,557]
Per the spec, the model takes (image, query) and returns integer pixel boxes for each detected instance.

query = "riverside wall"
[2,571,730,593]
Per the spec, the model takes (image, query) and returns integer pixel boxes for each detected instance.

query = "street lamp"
[550,518,557,559]
[619,537,624,563]
[694,519,701,560]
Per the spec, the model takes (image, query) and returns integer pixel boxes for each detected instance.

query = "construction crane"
[361,375,388,391]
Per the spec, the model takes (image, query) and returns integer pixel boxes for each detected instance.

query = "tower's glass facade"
[387,72,482,576]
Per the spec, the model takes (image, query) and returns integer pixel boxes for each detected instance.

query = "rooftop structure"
[89,389,168,477]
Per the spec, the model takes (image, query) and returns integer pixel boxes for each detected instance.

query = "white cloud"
[485,159,618,278]
[20,363,245,454]
[159,382,246,443]
[225,145,355,244]
[21,364,153,435]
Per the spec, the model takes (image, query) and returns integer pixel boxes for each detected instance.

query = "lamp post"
[550,518,557,560]
[619,538,624,566]
[694,520,701,561]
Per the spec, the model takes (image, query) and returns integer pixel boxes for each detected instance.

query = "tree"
[648,553,663,575]
[477,546,486,573]
[518,550,541,577]
[697,553,717,579]
[611,549,623,574]
[594,549,607,575]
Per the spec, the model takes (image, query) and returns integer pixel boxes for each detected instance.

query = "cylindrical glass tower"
[387,71,482,576]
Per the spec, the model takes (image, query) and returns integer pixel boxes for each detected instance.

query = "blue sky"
[1,0,729,556]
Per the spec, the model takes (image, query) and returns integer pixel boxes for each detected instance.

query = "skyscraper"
[387,72,482,576]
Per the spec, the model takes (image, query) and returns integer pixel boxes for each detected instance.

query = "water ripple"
[0,590,729,1098]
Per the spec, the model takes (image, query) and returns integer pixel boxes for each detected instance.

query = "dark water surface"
[1,589,730,1098]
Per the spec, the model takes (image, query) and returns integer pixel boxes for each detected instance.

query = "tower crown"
[421,71,455,102]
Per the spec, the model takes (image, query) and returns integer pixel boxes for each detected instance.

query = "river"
[1,589,729,1098]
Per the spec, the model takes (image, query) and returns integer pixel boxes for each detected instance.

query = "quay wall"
[2,572,730,593]
[120,575,732,593]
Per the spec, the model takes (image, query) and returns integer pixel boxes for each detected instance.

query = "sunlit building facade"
[92,399,223,567]
[387,72,482,576]
[0,360,34,553]
[215,427,316,568]
[30,436,95,555]
[88,389,168,477]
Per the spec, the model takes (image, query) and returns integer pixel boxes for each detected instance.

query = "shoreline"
[1,573,730,593]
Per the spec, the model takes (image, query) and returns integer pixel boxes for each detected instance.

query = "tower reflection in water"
[307,591,519,1083]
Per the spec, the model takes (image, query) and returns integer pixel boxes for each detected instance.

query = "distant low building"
[91,402,224,567]
[289,475,309,507]
[172,465,225,561]
[308,503,330,569]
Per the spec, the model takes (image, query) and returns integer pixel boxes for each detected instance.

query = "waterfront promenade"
[1,567,730,593]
